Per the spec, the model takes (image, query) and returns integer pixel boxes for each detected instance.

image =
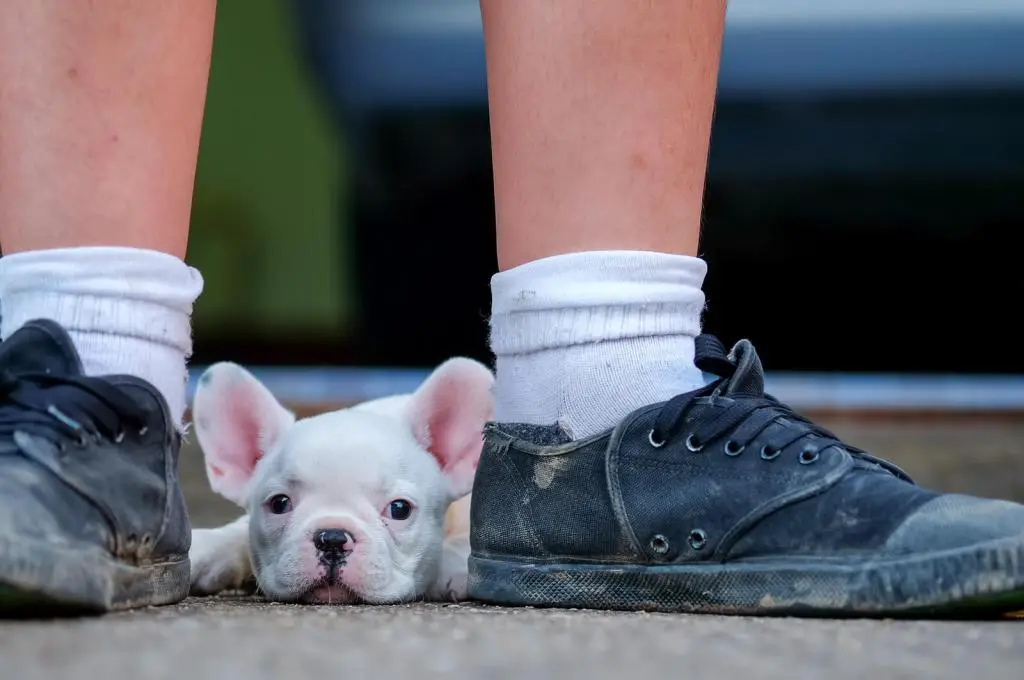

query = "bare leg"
[0,0,211,423]
[0,0,215,257]
[482,0,725,270]
[482,0,726,438]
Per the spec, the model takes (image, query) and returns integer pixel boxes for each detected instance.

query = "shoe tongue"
[721,339,765,397]
[0,319,84,376]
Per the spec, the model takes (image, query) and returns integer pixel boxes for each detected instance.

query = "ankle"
[489,250,708,438]
[0,246,204,424]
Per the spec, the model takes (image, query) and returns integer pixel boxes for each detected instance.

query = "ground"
[3,415,1023,679]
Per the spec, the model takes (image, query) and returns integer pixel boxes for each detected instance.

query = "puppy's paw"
[432,534,470,602]
[441,572,468,603]
[189,520,254,596]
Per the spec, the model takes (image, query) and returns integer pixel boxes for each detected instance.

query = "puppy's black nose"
[313,528,351,553]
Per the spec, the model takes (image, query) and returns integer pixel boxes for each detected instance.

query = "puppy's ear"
[191,362,295,506]
[407,357,494,499]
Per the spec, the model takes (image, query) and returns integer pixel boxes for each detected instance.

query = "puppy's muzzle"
[313,528,354,565]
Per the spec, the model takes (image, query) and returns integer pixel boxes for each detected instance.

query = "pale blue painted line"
[187,366,431,405]
[763,373,1024,411]
[186,366,1024,411]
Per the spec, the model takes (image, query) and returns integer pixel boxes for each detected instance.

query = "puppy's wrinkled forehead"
[257,409,429,491]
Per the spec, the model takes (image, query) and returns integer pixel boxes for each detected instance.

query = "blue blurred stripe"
[185,366,1024,411]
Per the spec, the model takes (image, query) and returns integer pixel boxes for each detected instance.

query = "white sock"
[0,246,204,426]
[489,250,708,439]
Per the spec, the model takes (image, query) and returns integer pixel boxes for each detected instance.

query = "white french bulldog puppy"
[187,357,492,604]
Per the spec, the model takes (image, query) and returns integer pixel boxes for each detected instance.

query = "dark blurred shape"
[293,0,495,368]
[293,0,1024,373]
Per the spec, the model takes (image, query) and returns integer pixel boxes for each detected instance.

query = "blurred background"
[177,0,1024,524]
[189,0,1024,370]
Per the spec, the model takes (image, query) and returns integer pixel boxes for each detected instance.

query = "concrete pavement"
[5,598,1023,680]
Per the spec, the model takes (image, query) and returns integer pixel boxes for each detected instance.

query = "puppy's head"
[191,358,493,604]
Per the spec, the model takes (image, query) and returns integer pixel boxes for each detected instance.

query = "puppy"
[186,357,492,604]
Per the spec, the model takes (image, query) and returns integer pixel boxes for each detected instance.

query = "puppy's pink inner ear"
[411,362,493,497]
[201,379,289,501]
[420,402,482,485]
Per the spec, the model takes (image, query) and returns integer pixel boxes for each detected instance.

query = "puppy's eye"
[268,494,292,515]
[387,499,413,521]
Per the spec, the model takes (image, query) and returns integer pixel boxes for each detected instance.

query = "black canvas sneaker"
[0,319,190,615]
[468,335,1024,617]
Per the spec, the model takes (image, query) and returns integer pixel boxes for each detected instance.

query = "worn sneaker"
[468,335,1024,617]
[0,319,190,615]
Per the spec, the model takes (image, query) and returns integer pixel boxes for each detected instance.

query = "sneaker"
[468,335,1024,617]
[0,319,190,615]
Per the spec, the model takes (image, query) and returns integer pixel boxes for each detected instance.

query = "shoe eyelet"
[688,529,707,551]
[114,429,126,444]
[724,440,745,457]
[799,448,820,465]
[76,434,89,448]
[648,429,666,448]
[138,426,149,437]
[685,434,704,452]
[760,445,780,461]
[649,534,671,555]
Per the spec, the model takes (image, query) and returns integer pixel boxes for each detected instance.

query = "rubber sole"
[0,534,189,618]
[468,535,1024,619]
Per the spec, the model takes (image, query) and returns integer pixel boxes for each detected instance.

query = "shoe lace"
[0,369,150,447]
[649,335,911,480]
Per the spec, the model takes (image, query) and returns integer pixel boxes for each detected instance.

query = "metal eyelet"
[685,434,704,452]
[649,534,671,555]
[760,445,781,461]
[799,448,820,465]
[688,529,708,551]
[114,429,126,444]
[648,429,666,448]
[724,440,745,457]
[138,426,149,437]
